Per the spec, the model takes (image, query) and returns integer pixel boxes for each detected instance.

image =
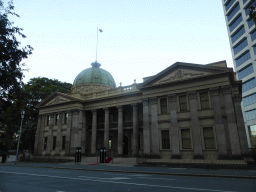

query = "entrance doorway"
[123,135,128,156]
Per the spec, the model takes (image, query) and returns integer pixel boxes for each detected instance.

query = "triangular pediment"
[36,91,82,108]
[142,61,231,88]
[45,95,71,106]
[152,68,210,86]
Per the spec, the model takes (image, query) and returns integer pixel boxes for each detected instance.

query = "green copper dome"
[73,62,116,88]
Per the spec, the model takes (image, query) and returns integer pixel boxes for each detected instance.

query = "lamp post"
[15,109,25,164]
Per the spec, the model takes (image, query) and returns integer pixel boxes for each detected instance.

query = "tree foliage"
[249,4,256,25]
[0,0,33,101]
[2,77,72,153]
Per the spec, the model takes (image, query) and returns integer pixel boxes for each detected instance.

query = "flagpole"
[96,27,98,62]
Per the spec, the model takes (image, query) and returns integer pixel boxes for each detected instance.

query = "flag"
[99,29,103,32]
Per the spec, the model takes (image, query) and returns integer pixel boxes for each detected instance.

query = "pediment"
[152,68,211,86]
[45,95,72,106]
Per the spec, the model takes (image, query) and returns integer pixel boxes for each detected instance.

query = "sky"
[4,0,233,87]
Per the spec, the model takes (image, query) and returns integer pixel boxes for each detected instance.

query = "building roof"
[73,61,116,88]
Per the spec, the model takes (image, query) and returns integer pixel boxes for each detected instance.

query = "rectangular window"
[181,129,191,149]
[243,93,256,106]
[250,125,256,148]
[62,136,66,150]
[227,3,240,22]
[179,95,187,111]
[55,114,59,125]
[245,0,256,16]
[109,136,112,150]
[161,130,170,149]
[246,109,256,120]
[46,115,50,125]
[248,19,255,29]
[231,26,245,44]
[225,0,236,11]
[203,127,216,149]
[242,78,256,92]
[44,137,47,150]
[64,113,68,124]
[254,46,256,55]
[160,98,167,113]
[235,51,251,68]
[238,64,254,79]
[233,38,248,55]
[53,136,56,150]
[229,15,242,32]
[138,135,141,150]
[251,30,256,42]
[200,92,210,109]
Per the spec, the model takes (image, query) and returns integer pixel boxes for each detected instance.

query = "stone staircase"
[81,156,138,166]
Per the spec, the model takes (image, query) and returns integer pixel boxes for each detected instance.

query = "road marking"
[104,173,125,176]
[79,176,131,180]
[48,170,69,173]
[0,171,237,192]
[129,174,150,177]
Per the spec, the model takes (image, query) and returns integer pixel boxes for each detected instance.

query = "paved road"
[0,166,255,192]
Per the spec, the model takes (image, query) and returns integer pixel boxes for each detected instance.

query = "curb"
[1,164,256,180]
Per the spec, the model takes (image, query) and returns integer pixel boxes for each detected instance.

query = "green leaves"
[249,5,256,25]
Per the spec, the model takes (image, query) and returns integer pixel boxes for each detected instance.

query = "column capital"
[168,94,177,102]
[71,109,80,115]
[131,103,137,108]
[103,107,109,111]
[209,87,220,96]
[232,94,242,102]
[142,98,149,106]
[221,85,232,95]
[188,91,197,99]
[150,97,158,104]
[116,105,123,112]
[91,109,97,114]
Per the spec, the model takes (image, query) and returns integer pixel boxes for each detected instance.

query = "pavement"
[1,159,256,180]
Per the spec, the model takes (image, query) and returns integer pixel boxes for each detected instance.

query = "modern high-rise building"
[222,0,256,148]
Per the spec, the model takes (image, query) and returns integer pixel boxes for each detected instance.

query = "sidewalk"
[1,161,256,179]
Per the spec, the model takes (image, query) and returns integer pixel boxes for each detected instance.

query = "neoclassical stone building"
[34,60,249,160]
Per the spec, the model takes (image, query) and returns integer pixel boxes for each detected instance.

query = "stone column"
[81,111,87,155]
[143,98,150,155]
[91,109,97,155]
[70,110,81,155]
[46,114,54,155]
[210,87,228,157]
[188,91,203,159]
[168,94,180,158]
[222,86,242,156]
[65,111,72,155]
[38,115,46,154]
[132,103,138,156]
[233,95,249,154]
[150,97,160,156]
[104,108,110,155]
[117,106,123,156]
[55,112,63,155]
[34,115,42,155]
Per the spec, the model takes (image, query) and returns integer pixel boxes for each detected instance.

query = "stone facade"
[34,60,249,160]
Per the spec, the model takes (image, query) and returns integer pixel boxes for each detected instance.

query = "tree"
[0,0,33,102]
[249,3,256,25]
[2,77,72,153]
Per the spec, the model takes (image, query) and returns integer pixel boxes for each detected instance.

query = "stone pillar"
[38,115,46,154]
[91,109,97,155]
[70,110,81,155]
[168,94,180,158]
[233,94,249,154]
[104,108,110,155]
[150,97,160,156]
[117,106,123,156]
[34,115,42,155]
[222,86,242,156]
[65,111,72,155]
[81,111,87,155]
[55,112,63,155]
[210,87,228,157]
[46,114,54,155]
[188,91,203,159]
[142,98,150,155]
[132,103,138,156]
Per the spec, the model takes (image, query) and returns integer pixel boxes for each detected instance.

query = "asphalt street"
[0,166,255,192]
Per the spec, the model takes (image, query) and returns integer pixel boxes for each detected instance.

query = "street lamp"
[15,109,25,164]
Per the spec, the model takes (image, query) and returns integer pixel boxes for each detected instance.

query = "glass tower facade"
[222,0,256,148]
